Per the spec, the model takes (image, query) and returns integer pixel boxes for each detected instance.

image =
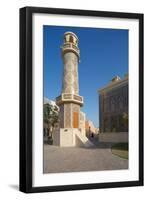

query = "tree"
[43,103,59,137]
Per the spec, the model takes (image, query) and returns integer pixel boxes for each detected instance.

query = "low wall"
[53,128,76,147]
[53,128,93,147]
[99,132,128,143]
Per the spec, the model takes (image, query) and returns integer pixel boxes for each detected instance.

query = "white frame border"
[32,13,139,187]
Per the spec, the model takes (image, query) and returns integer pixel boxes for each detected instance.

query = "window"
[69,36,73,43]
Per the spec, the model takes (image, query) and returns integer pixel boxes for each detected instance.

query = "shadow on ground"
[9,184,19,191]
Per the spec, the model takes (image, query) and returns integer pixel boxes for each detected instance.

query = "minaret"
[54,32,94,147]
[56,32,83,131]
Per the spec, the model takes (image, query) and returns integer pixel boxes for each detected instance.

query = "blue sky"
[43,25,128,127]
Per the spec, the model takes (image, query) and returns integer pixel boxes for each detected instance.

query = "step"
[75,131,95,148]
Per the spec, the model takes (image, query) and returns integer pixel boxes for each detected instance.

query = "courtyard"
[43,141,128,173]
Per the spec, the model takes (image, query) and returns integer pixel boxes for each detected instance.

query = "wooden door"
[73,112,79,128]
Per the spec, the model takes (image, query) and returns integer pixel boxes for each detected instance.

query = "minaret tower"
[55,32,84,146]
[56,32,83,130]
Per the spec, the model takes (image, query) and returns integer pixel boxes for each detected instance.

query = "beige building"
[80,112,86,134]
[85,120,97,135]
[98,75,128,133]
[98,75,128,143]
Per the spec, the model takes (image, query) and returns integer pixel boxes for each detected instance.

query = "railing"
[56,93,83,105]
[63,94,72,99]
[62,43,80,55]
[73,94,83,102]
[71,44,79,52]
[63,43,71,48]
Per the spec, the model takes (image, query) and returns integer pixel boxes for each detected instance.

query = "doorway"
[73,112,79,128]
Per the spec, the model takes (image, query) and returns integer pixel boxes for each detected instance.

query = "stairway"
[74,131,95,148]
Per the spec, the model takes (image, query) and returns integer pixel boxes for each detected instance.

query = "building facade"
[99,75,128,133]
[85,120,97,135]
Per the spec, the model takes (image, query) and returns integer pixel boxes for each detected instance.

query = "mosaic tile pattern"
[62,52,79,94]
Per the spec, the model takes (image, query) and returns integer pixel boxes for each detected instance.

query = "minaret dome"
[61,32,80,59]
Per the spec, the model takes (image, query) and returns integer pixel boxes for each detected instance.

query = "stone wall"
[59,103,81,129]
[99,132,128,143]
[99,81,128,133]
[59,104,64,128]
[80,111,86,135]
[64,103,72,128]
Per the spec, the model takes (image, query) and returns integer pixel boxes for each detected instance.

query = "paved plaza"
[43,140,128,173]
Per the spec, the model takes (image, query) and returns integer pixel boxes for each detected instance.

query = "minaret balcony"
[56,93,83,106]
[61,43,80,58]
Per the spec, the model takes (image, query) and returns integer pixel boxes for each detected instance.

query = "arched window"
[69,36,73,43]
